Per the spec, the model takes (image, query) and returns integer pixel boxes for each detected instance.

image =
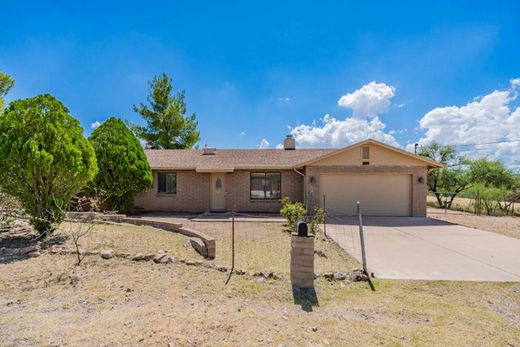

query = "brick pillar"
[290,233,314,288]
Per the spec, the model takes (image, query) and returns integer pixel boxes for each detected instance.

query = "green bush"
[469,183,515,216]
[88,117,152,213]
[280,197,305,232]
[0,193,19,230]
[309,206,325,234]
[0,94,98,235]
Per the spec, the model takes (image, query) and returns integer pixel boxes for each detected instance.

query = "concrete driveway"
[325,217,520,282]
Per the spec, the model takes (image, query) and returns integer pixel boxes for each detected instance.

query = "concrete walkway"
[326,216,520,282]
[192,212,285,223]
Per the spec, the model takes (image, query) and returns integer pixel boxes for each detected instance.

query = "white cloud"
[338,81,396,117]
[288,81,399,148]
[276,96,290,102]
[258,138,270,149]
[91,121,101,130]
[276,143,284,149]
[239,131,246,136]
[415,79,520,165]
[290,114,398,148]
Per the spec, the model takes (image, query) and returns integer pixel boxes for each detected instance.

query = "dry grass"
[1,220,520,345]
[177,220,358,275]
[1,254,519,346]
[58,221,202,258]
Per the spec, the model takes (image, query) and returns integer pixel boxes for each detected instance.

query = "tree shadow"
[0,227,68,264]
[292,286,319,312]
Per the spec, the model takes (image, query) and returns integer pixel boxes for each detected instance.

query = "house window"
[362,146,370,160]
[250,173,281,200]
[157,172,177,194]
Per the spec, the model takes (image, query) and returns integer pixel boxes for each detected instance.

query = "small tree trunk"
[435,192,443,207]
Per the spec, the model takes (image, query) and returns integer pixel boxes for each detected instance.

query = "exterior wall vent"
[202,146,216,155]
[362,146,370,160]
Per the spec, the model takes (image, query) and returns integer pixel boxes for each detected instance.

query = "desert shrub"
[309,206,325,234]
[88,117,152,213]
[280,197,305,231]
[0,94,98,236]
[0,192,20,230]
[469,184,515,216]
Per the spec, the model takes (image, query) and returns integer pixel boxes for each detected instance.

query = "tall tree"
[419,142,471,208]
[133,73,200,149]
[89,117,153,213]
[0,94,98,235]
[0,71,15,110]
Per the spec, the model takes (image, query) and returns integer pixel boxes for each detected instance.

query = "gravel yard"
[428,207,520,240]
[1,219,519,345]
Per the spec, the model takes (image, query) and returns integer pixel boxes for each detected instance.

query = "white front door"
[210,173,226,211]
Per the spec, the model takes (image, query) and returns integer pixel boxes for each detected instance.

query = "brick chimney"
[283,135,295,150]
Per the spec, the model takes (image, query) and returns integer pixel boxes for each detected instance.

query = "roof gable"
[298,139,443,168]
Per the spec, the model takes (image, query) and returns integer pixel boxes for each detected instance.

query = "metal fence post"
[231,203,235,271]
[225,202,236,285]
[323,194,326,237]
[356,201,368,273]
[356,201,374,291]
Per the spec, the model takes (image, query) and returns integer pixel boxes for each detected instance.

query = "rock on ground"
[153,253,170,264]
[100,250,114,259]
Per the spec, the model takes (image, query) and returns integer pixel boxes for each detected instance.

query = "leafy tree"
[467,159,517,215]
[468,158,515,188]
[419,142,471,208]
[89,117,153,213]
[421,143,517,211]
[0,72,15,110]
[0,94,98,235]
[133,73,200,149]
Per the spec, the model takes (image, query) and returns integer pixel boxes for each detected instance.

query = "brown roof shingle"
[145,148,336,170]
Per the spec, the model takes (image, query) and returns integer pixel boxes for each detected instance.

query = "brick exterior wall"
[134,166,427,216]
[304,165,428,217]
[134,169,303,213]
[134,170,210,212]
[226,169,304,213]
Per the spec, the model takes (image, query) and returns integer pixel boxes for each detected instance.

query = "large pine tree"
[133,73,200,149]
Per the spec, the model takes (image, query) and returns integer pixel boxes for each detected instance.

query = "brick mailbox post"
[290,222,314,289]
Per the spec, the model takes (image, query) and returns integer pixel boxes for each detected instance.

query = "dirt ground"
[428,207,520,240]
[1,220,520,346]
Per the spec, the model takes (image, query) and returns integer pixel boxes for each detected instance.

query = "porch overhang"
[195,167,235,173]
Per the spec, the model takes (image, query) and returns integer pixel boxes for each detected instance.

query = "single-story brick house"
[134,136,443,216]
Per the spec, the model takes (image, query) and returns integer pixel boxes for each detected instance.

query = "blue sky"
[1,1,519,168]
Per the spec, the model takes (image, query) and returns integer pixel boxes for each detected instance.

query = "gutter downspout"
[293,168,307,209]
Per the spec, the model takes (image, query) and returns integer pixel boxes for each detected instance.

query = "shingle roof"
[145,148,336,170]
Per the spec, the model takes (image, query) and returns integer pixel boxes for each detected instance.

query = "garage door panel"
[321,174,412,216]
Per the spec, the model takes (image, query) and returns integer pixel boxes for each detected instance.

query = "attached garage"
[320,173,413,216]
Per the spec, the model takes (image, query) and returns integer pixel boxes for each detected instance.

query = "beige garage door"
[320,174,412,216]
